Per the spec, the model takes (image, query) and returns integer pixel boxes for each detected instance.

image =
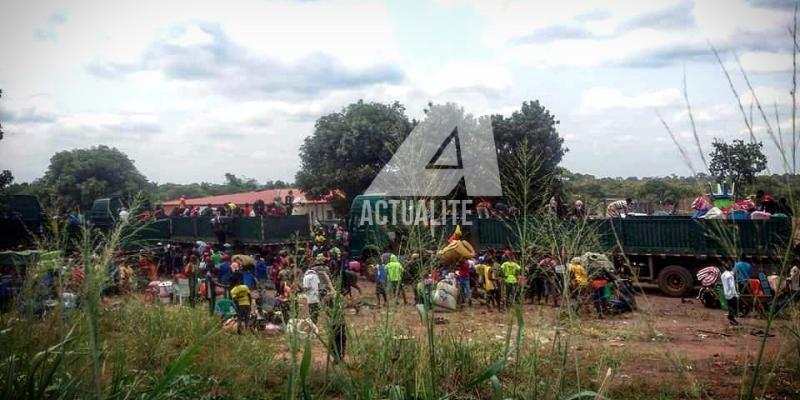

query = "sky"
[0,0,798,184]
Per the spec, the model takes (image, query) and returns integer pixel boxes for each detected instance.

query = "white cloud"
[736,51,793,72]
[739,85,793,106]
[581,87,682,109]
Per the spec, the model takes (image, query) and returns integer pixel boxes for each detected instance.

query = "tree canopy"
[708,139,767,194]
[492,100,567,206]
[38,145,150,212]
[295,100,414,215]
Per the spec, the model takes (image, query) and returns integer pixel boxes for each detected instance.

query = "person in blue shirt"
[218,255,233,287]
[254,254,269,288]
[375,262,387,307]
[242,269,256,290]
[734,259,753,296]
[734,260,752,282]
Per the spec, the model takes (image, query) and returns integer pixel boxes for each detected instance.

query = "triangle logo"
[426,127,462,169]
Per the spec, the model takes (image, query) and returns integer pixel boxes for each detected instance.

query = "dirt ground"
[319,282,800,399]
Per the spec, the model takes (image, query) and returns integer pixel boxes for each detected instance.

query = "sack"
[433,288,457,311]
[286,318,319,339]
[437,240,475,265]
[436,279,459,297]
[700,207,724,219]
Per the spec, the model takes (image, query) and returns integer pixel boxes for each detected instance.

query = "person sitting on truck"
[569,200,587,222]
[476,199,492,219]
[606,198,632,218]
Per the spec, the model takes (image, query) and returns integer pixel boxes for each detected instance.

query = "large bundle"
[696,266,720,287]
[232,254,256,269]
[437,240,475,265]
[580,252,614,276]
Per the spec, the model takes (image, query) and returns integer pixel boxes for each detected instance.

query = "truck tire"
[657,265,693,297]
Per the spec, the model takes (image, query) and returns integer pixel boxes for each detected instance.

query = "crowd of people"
[152,191,297,219]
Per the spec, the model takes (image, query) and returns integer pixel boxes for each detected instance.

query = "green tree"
[708,139,767,194]
[295,100,413,216]
[40,145,150,212]
[492,100,567,206]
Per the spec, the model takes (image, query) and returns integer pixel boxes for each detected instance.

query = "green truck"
[347,195,793,297]
[0,195,46,249]
[89,197,311,246]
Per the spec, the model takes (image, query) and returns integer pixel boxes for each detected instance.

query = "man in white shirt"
[721,264,739,325]
[303,268,321,324]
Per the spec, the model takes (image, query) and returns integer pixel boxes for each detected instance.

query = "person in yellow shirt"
[500,255,522,307]
[567,257,588,288]
[476,257,499,310]
[230,273,251,333]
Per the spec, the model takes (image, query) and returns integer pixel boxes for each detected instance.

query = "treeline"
[1,146,293,213]
[561,170,800,214]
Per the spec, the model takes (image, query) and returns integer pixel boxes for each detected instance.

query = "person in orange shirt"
[139,254,158,281]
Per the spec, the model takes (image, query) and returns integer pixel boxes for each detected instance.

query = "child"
[230,275,252,333]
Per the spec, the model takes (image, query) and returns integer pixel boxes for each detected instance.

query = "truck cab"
[89,197,125,228]
[348,194,392,258]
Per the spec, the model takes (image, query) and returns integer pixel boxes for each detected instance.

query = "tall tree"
[492,100,567,205]
[40,145,150,212]
[708,139,767,194]
[296,100,413,215]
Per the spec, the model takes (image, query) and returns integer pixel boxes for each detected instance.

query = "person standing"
[302,267,321,324]
[500,255,522,307]
[230,275,252,333]
[458,258,473,307]
[254,254,269,289]
[734,259,753,297]
[386,255,407,305]
[476,258,499,310]
[375,261,388,307]
[218,255,233,288]
[721,264,740,325]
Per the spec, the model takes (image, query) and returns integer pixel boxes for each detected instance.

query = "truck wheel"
[657,265,693,297]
